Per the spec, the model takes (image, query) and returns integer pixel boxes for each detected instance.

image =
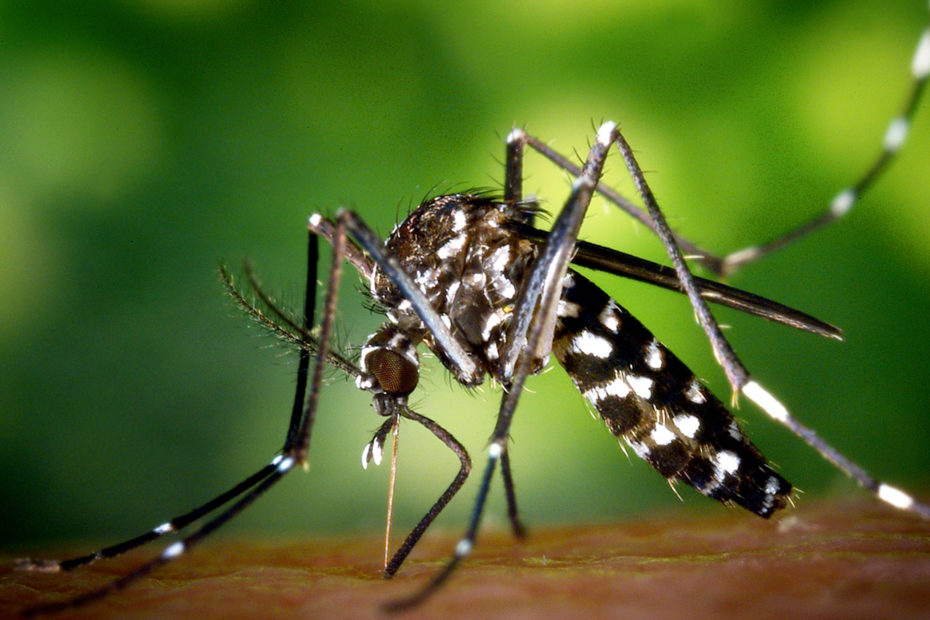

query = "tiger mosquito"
[16,16,930,616]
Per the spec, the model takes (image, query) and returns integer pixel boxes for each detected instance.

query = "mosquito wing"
[512,222,841,340]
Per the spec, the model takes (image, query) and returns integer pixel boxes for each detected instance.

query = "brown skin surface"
[4,501,930,620]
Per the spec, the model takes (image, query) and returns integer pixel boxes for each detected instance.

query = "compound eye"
[366,349,419,396]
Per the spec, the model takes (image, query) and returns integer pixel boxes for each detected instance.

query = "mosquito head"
[356,324,420,416]
[366,348,419,397]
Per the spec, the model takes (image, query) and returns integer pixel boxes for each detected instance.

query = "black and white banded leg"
[719,23,930,276]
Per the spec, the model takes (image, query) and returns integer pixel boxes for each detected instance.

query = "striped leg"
[719,23,930,276]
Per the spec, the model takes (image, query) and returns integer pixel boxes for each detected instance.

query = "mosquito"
[16,16,930,617]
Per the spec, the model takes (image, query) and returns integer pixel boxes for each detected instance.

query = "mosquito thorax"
[368,194,540,387]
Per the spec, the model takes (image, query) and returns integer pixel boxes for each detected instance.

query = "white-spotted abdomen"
[552,270,791,517]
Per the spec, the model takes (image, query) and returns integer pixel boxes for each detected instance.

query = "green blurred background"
[3,0,929,551]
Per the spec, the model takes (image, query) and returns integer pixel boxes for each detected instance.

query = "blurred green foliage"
[3,0,929,549]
